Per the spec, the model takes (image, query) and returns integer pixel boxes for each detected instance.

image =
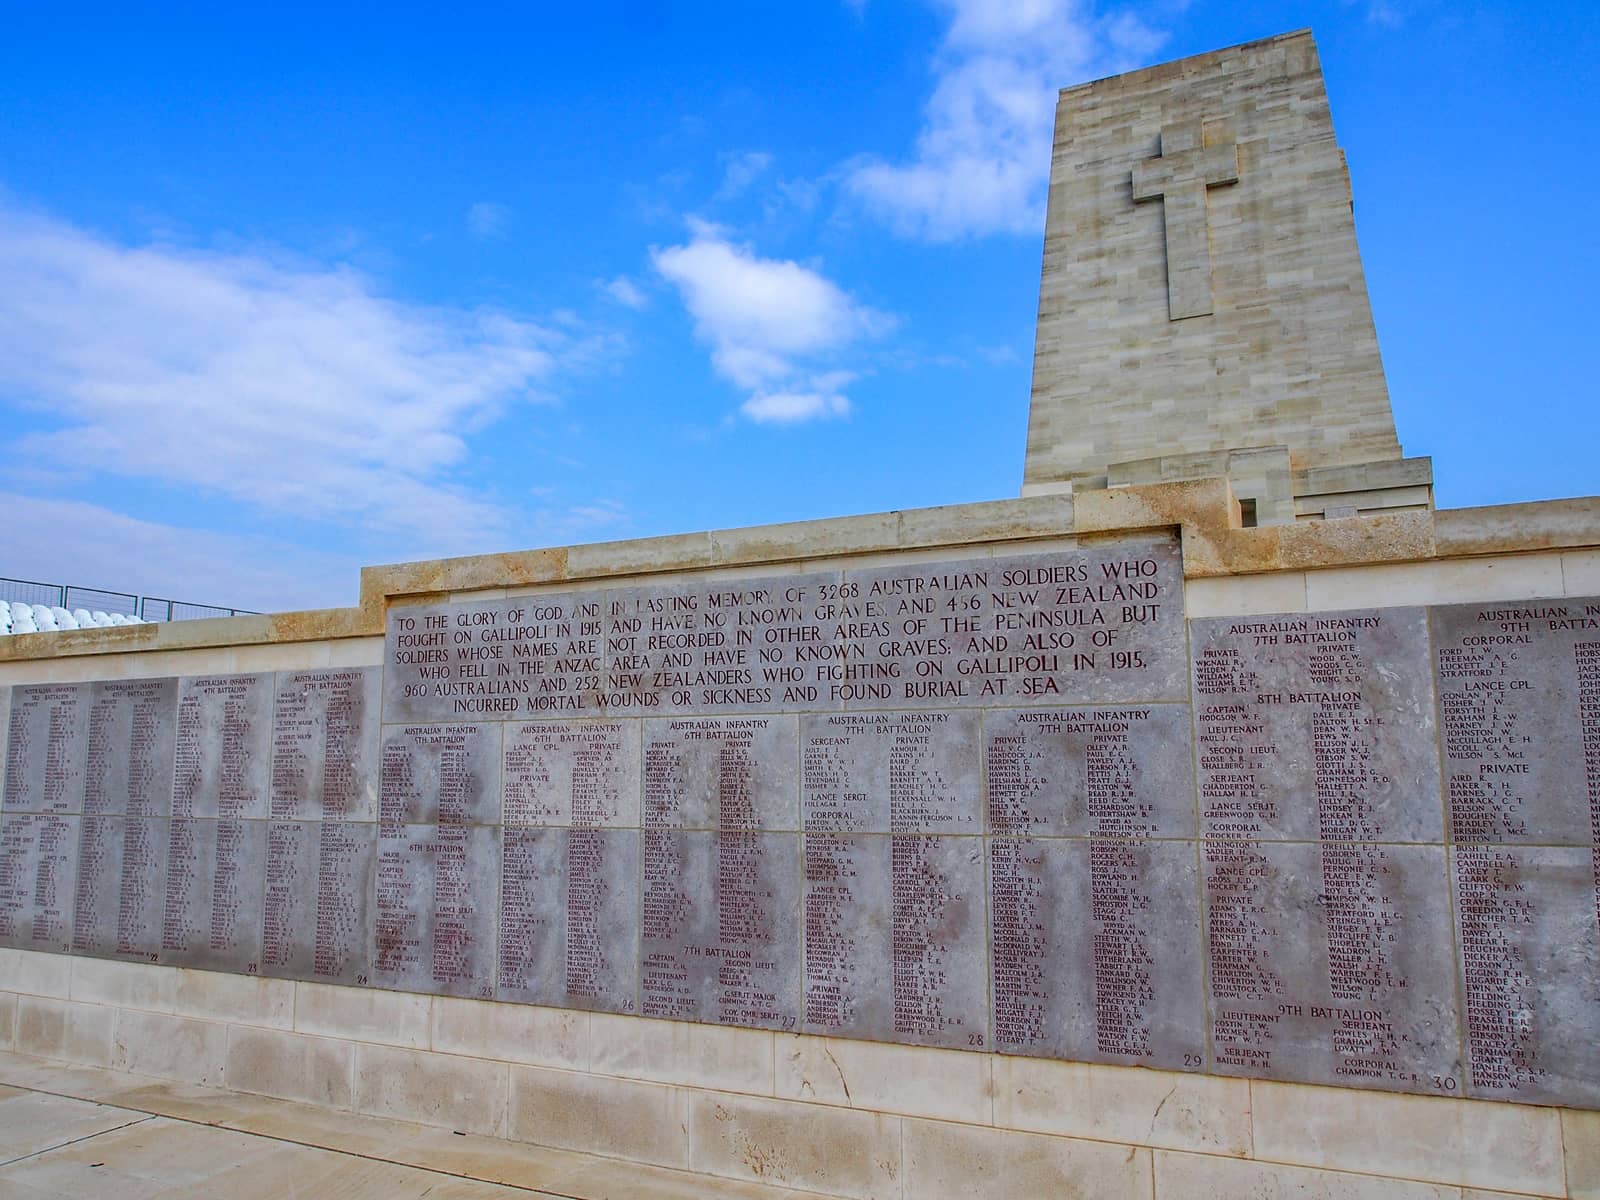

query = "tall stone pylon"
[1024,30,1432,523]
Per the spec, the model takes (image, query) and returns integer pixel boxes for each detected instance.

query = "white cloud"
[466,201,510,238]
[0,204,570,547]
[847,0,1165,240]
[742,383,853,424]
[600,275,649,309]
[715,151,774,202]
[651,220,890,422]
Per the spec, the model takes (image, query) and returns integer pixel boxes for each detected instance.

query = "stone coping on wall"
[3,480,1597,662]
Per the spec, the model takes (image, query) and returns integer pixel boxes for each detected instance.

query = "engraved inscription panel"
[1450,845,1600,1107]
[173,674,273,820]
[3,684,91,814]
[262,820,376,985]
[1190,608,1442,843]
[990,836,1202,1067]
[640,829,800,1029]
[373,822,499,998]
[801,711,981,835]
[803,830,987,1048]
[71,815,165,962]
[645,715,798,830]
[504,720,639,827]
[85,679,177,818]
[985,705,1195,838]
[498,826,639,1012]
[984,704,1202,1068]
[271,669,380,821]
[1192,609,1461,1095]
[1433,599,1600,845]
[380,723,502,825]
[1433,597,1600,1106]
[1204,839,1460,1092]
[160,817,266,973]
[0,812,79,952]
[383,541,1187,723]
[800,709,988,1048]
[839,539,1187,708]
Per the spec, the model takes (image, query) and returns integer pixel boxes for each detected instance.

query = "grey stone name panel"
[0,667,383,987]
[991,835,1203,1067]
[3,684,91,814]
[72,815,165,962]
[1190,608,1462,1096]
[1190,607,1443,843]
[499,826,639,1012]
[7,550,1600,1110]
[271,669,380,821]
[374,822,499,998]
[1431,599,1600,1107]
[174,674,274,819]
[381,538,1188,722]
[380,723,502,825]
[262,820,376,986]
[0,813,78,952]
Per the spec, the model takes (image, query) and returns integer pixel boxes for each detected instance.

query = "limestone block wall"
[3,486,1600,1198]
[0,945,1594,1198]
[1025,31,1404,490]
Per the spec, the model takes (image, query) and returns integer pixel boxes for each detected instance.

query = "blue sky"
[1,2,1595,612]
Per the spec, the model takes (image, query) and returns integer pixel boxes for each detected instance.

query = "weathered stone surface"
[503,719,638,827]
[69,815,164,962]
[498,826,639,1013]
[2,684,91,814]
[270,668,380,821]
[643,715,796,830]
[173,674,274,820]
[990,836,1204,1069]
[801,711,981,835]
[383,594,608,725]
[1203,839,1461,1095]
[8,549,1600,1116]
[1452,844,1600,1107]
[261,820,376,986]
[372,821,498,998]
[985,704,1194,837]
[1190,607,1442,843]
[803,832,988,1049]
[1432,596,1600,845]
[640,829,799,1030]
[160,817,266,973]
[592,570,841,716]
[383,540,1185,722]
[0,812,79,952]
[1026,31,1402,492]
[1431,596,1600,1108]
[85,679,177,818]
[379,723,501,825]
[841,539,1188,708]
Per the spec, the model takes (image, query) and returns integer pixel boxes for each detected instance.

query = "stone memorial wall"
[2,535,1598,1110]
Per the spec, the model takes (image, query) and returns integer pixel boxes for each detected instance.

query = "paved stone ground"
[0,1052,832,1200]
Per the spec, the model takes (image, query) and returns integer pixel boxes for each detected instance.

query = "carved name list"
[3,538,1599,1108]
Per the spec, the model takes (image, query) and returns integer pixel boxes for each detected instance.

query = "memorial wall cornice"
[2,483,1597,664]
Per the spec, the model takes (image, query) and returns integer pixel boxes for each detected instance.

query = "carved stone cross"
[1131,121,1239,320]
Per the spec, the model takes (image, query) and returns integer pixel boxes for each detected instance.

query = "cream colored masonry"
[3,485,1600,1197]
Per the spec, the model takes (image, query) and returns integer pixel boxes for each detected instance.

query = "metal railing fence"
[1,576,255,622]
